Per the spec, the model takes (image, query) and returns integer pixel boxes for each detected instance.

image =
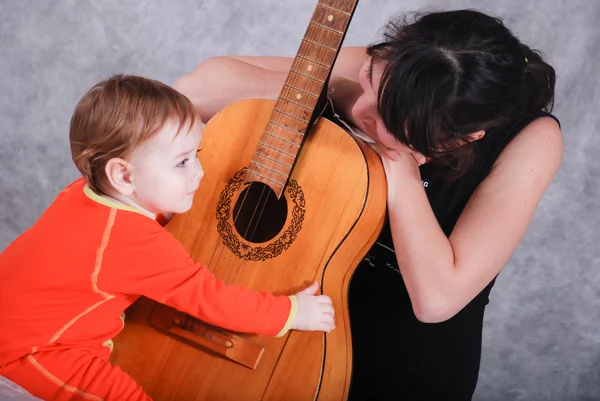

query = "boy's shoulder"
[64,177,86,191]
[51,177,86,203]
[51,178,169,241]
[53,179,191,261]
[102,211,194,274]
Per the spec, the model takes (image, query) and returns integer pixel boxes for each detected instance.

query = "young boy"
[0,75,335,400]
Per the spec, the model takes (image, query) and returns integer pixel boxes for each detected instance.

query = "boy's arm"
[101,223,296,337]
[154,263,298,338]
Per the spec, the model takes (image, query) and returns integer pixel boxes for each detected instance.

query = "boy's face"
[127,121,203,216]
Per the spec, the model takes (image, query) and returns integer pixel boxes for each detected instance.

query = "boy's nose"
[192,157,204,181]
[193,164,204,182]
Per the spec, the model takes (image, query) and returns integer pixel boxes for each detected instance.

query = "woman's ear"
[105,157,134,196]
[467,130,486,142]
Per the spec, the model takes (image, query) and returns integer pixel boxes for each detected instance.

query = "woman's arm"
[230,46,368,81]
[173,46,369,122]
[384,117,563,323]
[173,57,288,123]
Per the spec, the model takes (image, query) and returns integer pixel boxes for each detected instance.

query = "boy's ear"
[105,157,134,196]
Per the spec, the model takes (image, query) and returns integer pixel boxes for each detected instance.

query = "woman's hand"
[367,142,422,202]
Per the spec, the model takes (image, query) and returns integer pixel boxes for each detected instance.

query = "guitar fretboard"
[245,0,359,197]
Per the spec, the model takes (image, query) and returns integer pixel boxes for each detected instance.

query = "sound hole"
[232,182,288,243]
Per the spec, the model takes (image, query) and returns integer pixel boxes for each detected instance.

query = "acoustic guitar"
[110,0,386,399]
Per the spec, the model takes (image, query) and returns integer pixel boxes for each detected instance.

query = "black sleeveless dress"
[337,110,560,401]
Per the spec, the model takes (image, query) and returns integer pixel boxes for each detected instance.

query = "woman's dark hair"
[367,9,556,177]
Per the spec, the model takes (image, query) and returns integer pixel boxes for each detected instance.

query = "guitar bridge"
[149,303,265,369]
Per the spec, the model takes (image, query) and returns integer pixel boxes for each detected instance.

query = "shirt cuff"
[275,295,298,338]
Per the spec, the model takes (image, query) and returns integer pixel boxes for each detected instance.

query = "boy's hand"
[291,282,335,333]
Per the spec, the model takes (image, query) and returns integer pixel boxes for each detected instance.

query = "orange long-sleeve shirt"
[0,178,296,367]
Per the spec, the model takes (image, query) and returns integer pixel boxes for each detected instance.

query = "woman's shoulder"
[493,113,563,172]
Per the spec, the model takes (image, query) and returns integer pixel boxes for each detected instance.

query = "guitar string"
[210,63,340,287]
[242,183,268,241]
[224,100,337,296]
[204,162,255,273]
[223,7,356,252]
[206,180,262,285]
[248,186,272,242]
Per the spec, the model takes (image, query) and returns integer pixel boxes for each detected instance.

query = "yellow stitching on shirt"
[92,208,117,299]
[26,354,105,401]
[48,211,117,344]
[48,299,111,344]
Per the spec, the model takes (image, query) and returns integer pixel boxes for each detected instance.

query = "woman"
[174,9,562,401]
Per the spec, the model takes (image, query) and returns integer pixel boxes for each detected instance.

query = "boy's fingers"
[321,304,335,316]
[323,321,335,332]
[298,281,320,295]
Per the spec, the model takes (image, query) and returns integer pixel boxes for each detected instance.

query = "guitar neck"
[245,0,359,197]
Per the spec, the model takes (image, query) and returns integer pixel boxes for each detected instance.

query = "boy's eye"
[176,158,189,168]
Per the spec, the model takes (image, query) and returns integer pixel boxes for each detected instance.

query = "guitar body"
[110,99,386,400]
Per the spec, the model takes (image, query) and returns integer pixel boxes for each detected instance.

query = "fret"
[265,123,304,146]
[253,151,294,168]
[254,151,291,166]
[258,140,296,157]
[277,96,312,111]
[285,71,324,96]
[305,24,344,50]
[249,160,290,177]
[283,83,320,98]
[318,0,356,15]
[263,130,302,147]
[317,2,351,16]
[302,38,337,52]
[297,40,337,66]
[259,136,300,162]
[246,0,358,194]
[290,68,325,83]
[291,58,330,82]
[268,119,307,136]
[313,5,351,31]
[296,54,330,68]
[273,109,309,125]
[279,86,320,109]
[309,20,344,35]
[245,169,286,187]
[275,99,313,122]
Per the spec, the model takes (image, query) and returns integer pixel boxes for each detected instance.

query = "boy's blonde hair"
[70,74,200,195]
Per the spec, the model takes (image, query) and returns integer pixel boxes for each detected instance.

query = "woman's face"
[351,57,427,165]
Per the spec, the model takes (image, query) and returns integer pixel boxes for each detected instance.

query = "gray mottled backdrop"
[1,1,598,400]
